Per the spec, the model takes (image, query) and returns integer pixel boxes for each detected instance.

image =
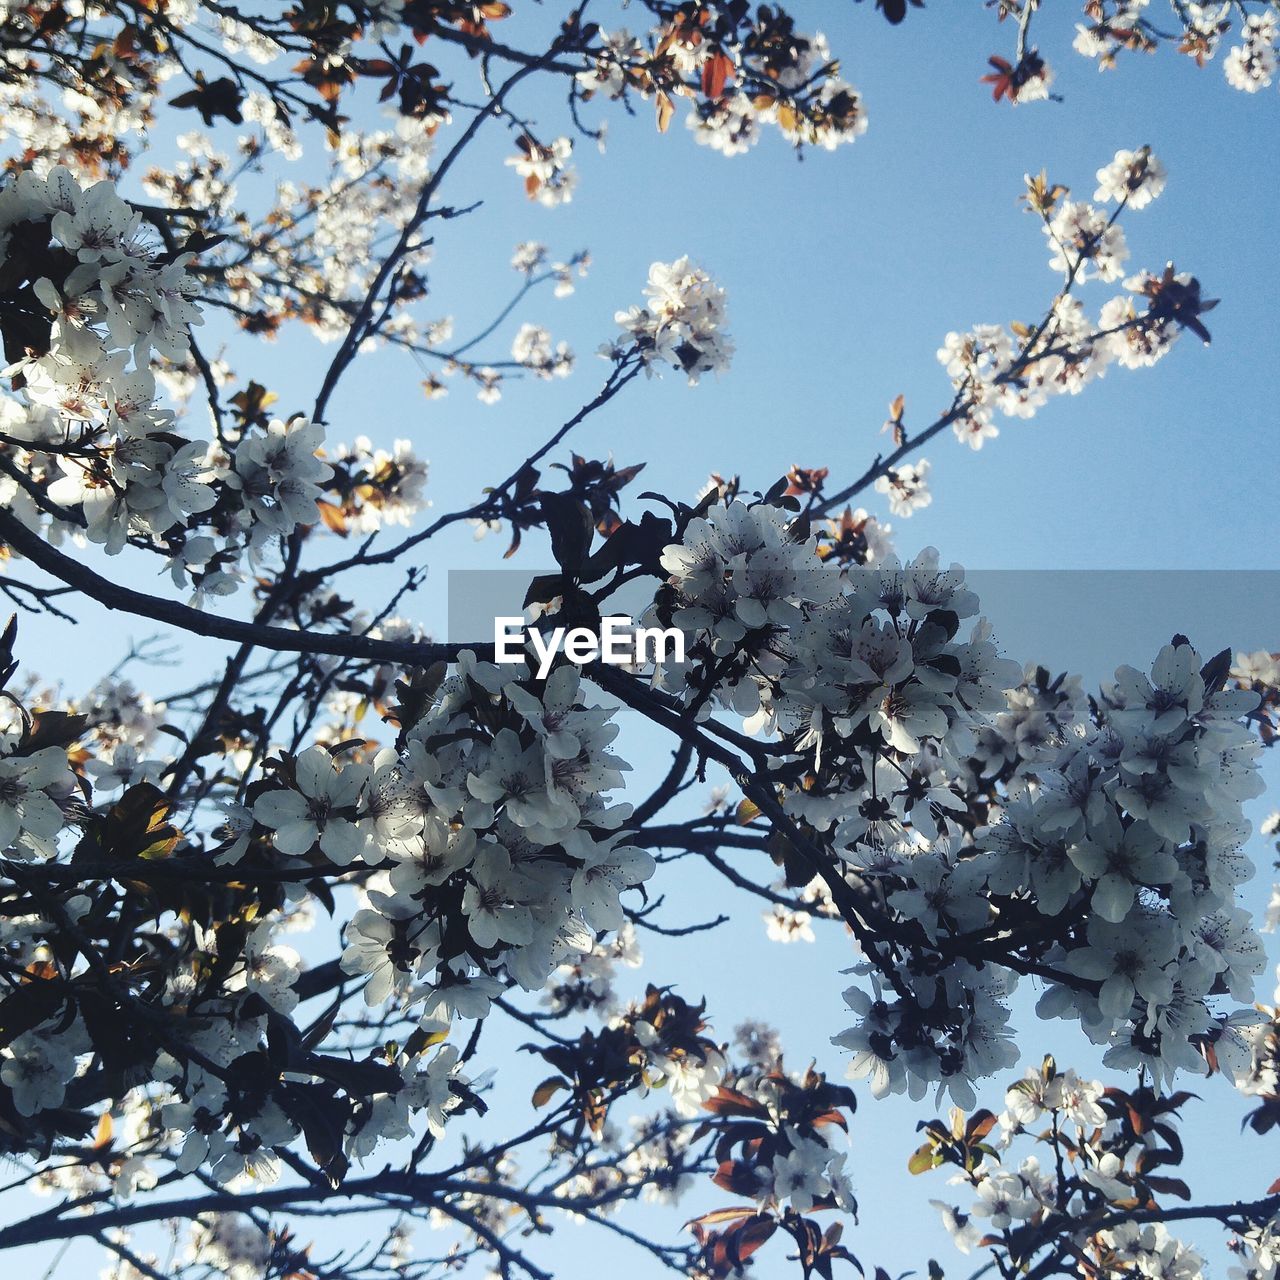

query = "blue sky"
[7,2,1280,1276]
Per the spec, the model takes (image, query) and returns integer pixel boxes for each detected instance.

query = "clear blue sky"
[7,3,1280,1276]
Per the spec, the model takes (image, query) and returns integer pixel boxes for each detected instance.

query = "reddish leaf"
[966,1110,998,1142]
[703,1087,768,1119]
[701,50,733,99]
[729,1214,778,1266]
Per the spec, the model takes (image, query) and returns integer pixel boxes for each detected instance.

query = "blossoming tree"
[0,3,1279,1279]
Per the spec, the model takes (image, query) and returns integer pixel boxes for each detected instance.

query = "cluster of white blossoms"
[575,28,648,101]
[629,1006,728,1120]
[686,31,868,156]
[604,257,734,384]
[184,1215,271,1280]
[1046,201,1130,281]
[0,167,209,548]
[0,739,77,864]
[1234,1217,1280,1280]
[1094,147,1168,210]
[932,150,1201,452]
[732,1080,857,1219]
[1225,12,1279,92]
[657,503,1020,765]
[576,22,867,156]
[764,901,817,943]
[655,499,1267,1104]
[510,240,589,297]
[0,161,719,599]
[506,135,577,207]
[1070,2,1168,63]
[929,1069,1103,1252]
[511,322,575,380]
[928,1059,1211,1279]
[225,414,332,542]
[657,499,825,683]
[145,116,439,348]
[327,660,652,1029]
[543,922,643,1016]
[874,460,933,515]
[517,906,869,1240]
[1040,0,1280,99]
[0,166,349,597]
[936,293,1102,449]
[177,902,460,1187]
[846,636,1264,1100]
[545,976,860,1227]
[323,434,431,534]
[0,170,200,363]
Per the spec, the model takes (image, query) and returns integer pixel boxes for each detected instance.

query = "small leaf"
[531,1076,568,1108]
[656,91,674,133]
[20,711,87,755]
[686,1206,756,1229]
[729,1215,777,1266]
[541,492,594,575]
[317,500,349,536]
[0,613,17,689]
[965,1110,998,1142]
[701,50,732,99]
[1199,647,1232,693]
[1144,1175,1191,1201]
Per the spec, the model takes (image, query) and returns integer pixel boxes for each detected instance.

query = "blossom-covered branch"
[0,7,1274,1280]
